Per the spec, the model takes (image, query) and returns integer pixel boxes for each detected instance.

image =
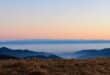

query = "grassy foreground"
[0,58,110,75]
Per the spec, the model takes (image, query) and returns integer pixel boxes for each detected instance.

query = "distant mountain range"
[59,48,110,59]
[0,47,61,59]
[1,47,110,59]
[1,39,110,44]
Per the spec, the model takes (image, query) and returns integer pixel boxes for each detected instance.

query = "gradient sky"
[0,0,110,40]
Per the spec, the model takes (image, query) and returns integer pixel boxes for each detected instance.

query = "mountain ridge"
[59,48,110,59]
[0,47,61,59]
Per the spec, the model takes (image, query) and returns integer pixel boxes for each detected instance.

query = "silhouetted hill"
[1,47,110,60]
[59,48,110,59]
[0,55,18,59]
[0,47,61,59]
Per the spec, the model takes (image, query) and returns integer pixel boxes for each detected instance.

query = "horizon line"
[1,39,110,41]
[1,39,110,44]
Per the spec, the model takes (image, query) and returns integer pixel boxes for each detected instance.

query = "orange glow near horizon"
[1,25,110,40]
[0,0,110,40]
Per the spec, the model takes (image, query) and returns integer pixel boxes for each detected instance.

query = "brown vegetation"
[0,58,110,75]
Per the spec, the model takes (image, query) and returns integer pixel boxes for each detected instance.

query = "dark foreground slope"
[0,58,110,75]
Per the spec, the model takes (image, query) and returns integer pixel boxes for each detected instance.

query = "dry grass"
[0,58,110,75]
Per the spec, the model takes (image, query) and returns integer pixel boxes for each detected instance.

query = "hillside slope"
[59,48,110,59]
[0,58,110,75]
[0,47,61,59]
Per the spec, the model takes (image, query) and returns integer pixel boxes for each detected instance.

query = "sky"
[0,0,110,40]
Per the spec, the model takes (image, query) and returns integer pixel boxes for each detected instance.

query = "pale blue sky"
[0,0,110,40]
